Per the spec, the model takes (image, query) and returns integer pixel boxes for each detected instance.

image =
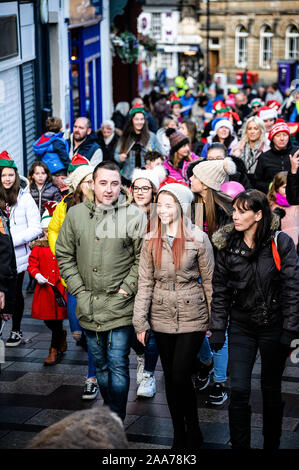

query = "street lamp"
[205,0,210,84]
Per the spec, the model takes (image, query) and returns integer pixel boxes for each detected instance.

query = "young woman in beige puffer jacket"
[133,182,215,450]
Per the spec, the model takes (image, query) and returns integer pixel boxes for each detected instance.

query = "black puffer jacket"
[30,181,62,217]
[286,170,299,205]
[254,141,299,193]
[210,220,299,336]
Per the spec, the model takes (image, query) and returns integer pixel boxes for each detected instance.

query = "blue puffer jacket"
[33,132,70,174]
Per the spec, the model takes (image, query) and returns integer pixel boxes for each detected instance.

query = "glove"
[209,330,226,352]
[35,273,48,285]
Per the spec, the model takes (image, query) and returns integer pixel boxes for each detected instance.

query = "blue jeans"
[67,291,96,380]
[213,331,228,383]
[131,330,159,374]
[85,325,134,421]
[198,331,228,383]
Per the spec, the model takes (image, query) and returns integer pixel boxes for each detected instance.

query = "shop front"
[69,19,102,131]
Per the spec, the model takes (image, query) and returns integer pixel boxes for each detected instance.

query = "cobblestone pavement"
[0,276,299,450]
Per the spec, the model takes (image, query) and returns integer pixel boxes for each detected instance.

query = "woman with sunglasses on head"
[210,189,299,449]
[133,182,214,450]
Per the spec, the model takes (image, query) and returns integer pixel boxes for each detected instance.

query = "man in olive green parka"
[55,161,146,421]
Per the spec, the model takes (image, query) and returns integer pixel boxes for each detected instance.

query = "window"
[235,25,248,67]
[158,52,173,69]
[0,16,18,61]
[260,25,273,69]
[286,25,299,60]
[151,13,162,41]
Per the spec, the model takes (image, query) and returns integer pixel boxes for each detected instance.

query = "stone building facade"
[199,0,299,84]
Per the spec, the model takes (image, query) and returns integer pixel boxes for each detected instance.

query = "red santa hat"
[258,106,278,121]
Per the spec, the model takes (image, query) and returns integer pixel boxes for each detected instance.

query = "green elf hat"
[68,154,90,173]
[170,94,182,107]
[129,104,146,117]
[0,151,17,170]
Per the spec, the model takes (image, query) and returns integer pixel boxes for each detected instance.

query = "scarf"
[242,142,260,174]
[276,192,290,207]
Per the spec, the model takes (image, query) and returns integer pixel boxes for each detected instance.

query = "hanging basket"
[111,31,139,65]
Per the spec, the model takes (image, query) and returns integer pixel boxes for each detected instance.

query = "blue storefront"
[69,19,102,131]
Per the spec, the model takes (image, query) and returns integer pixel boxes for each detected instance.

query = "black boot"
[229,404,251,449]
[263,402,284,449]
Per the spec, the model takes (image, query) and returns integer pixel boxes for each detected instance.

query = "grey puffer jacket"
[133,223,215,334]
[30,180,62,217]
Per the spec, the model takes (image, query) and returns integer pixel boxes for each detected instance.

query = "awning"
[157,45,199,53]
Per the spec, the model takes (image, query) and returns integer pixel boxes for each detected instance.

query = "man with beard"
[69,117,103,166]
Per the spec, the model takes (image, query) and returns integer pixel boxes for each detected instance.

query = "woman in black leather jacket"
[209,189,299,449]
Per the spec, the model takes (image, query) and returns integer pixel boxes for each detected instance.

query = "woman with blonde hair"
[231,116,269,182]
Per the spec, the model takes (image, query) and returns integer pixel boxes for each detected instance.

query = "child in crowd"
[267,171,299,248]
[28,161,62,218]
[32,117,70,175]
[27,202,67,366]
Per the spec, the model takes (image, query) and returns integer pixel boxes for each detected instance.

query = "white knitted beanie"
[65,165,94,191]
[132,166,166,191]
[213,119,234,135]
[192,157,236,191]
[158,182,194,214]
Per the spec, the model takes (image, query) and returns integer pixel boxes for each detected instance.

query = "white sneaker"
[136,355,145,385]
[137,373,156,398]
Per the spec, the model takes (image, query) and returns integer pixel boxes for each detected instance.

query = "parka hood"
[19,176,29,195]
[30,237,49,249]
[33,132,64,155]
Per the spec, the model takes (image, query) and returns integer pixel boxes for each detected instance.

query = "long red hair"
[147,192,186,269]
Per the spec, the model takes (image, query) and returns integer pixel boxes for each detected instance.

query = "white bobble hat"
[158,182,194,213]
[132,166,166,191]
[193,157,236,191]
[65,164,94,191]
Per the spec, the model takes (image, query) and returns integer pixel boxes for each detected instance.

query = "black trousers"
[228,321,288,448]
[12,272,25,332]
[44,320,63,349]
[154,331,205,444]
[228,321,287,408]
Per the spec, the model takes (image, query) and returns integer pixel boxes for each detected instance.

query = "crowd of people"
[0,77,299,450]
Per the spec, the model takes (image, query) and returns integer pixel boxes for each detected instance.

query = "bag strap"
[272,230,282,271]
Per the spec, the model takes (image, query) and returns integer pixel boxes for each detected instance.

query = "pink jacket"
[272,203,299,247]
[163,152,199,182]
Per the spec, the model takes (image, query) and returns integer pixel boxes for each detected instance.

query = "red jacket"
[27,238,67,320]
